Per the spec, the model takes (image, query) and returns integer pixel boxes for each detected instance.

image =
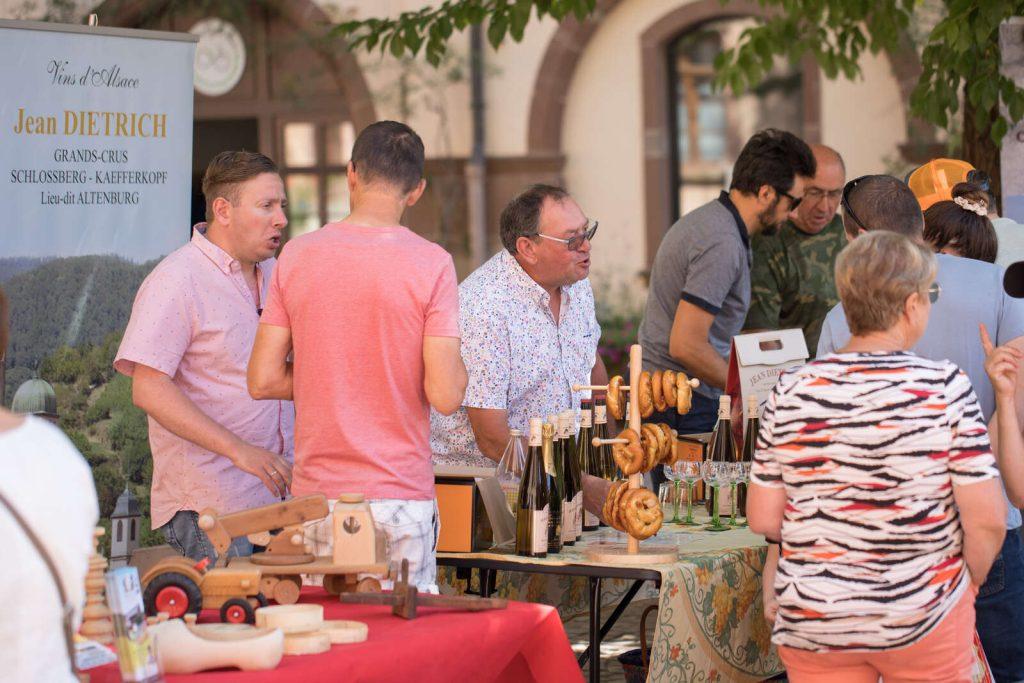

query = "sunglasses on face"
[534,221,599,251]
[775,188,802,210]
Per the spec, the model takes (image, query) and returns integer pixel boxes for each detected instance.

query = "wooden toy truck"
[141,493,387,624]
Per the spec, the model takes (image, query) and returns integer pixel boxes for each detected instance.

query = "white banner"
[0,20,196,262]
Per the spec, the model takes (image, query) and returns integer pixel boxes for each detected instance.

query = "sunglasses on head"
[928,281,941,304]
[841,175,888,232]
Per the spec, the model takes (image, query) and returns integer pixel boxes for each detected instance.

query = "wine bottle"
[516,418,549,558]
[542,421,564,554]
[577,398,600,532]
[593,396,614,480]
[738,395,758,519]
[706,395,737,516]
[560,411,583,544]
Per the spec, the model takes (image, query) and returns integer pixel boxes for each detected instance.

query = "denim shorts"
[161,510,253,564]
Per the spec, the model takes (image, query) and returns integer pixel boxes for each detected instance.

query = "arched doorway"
[96,0,376,240]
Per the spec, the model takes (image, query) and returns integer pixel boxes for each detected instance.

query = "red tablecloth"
[90,588,582,683]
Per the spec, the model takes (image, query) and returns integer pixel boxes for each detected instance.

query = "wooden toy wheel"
[143,571,202,618]
[248,592,268,610]
[220,597,256,625]
[357,577,381,593]
[273,576,302,604]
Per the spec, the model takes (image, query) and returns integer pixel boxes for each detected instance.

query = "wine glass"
[678,461,701,526]
[734,462,750,527]
[724,463,740,527]
[701,461,730,532]
[661,465,683,523]
[658,482,676,523]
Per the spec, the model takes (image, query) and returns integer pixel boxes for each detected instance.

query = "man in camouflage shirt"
[744,145,846,355]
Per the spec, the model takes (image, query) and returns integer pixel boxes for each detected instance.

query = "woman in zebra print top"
[749,232,1007,681]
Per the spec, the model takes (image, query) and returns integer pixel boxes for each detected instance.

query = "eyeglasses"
[775,188,802,210]
[803,187,844,203]
[928,281,941,304]
[841,175,883,233]
[534,221,598,251]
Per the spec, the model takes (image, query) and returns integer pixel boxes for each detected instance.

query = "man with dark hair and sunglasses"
[639,128,815,438]
[431,184,607,470]
[745,145,847,357]
[818,174,1024,682]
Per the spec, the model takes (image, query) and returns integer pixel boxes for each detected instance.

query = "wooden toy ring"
[607,375,625,421]
[622,489,664,540]
[676,372,694,415]
[662,370,678,408]
[612,428,644,475]
[638,371,654,418]
[652,370,667,412]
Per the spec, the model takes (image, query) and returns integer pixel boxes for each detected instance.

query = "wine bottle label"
[562,500,574,543]
[580,409,592,428]
[532,506,549,555]
[573,492,583,537]
[585,509,599,528]
[594,404,607,423]
[529,430,542,447]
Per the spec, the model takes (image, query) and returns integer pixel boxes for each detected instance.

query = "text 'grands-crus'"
[12,108,167,138]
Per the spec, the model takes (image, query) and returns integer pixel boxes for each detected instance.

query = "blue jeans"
[976,529,1024,682]
[161,510,253,564]
[650,391,718,491]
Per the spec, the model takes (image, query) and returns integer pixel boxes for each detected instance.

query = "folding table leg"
[577,579,648,678]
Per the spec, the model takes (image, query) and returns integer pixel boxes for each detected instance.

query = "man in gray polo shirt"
[640,128,816,435]
[817,174,1024,682]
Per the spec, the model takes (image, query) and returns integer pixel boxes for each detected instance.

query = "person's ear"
[405,178,427,207]
[515,235,540,265]
[347,163,358,194]
[211,196,232,226]
[757,185,775,207]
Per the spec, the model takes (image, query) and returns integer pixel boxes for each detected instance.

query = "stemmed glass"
[661,465,683,523]
[701,461,730,532]
[724,463,741,527]
[678,461,701,526]
[733,462,750,527]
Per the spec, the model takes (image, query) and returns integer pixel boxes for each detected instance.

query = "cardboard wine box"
[434,465,501,553]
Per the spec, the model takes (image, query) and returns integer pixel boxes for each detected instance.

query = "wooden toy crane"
[572,344,699,563]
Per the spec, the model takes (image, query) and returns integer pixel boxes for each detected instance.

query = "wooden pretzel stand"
[576,344,683,564]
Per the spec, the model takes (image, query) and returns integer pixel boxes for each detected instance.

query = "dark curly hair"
[730,128,816,197]
[923,182,997,263]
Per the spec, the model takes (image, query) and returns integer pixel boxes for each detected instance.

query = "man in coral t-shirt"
[249,121,467,590]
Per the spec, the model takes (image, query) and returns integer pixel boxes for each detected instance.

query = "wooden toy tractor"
[141,493,388,624]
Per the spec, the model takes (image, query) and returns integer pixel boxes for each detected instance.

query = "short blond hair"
[835,231,936,336]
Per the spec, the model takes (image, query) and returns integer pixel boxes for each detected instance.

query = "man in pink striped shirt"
[115,151,295,563]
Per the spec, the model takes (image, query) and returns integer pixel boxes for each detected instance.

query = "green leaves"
[332,0,596,66]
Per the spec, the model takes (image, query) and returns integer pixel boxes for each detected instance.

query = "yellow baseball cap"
[906,158,975,211]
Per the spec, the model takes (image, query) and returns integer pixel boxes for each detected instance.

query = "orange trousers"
[778,586,977,683]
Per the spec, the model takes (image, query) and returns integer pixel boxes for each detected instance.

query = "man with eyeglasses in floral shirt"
[431,184,614,516]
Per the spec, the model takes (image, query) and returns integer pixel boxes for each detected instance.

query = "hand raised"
[980,324,1022,399]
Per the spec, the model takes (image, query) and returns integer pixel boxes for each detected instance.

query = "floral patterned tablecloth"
[438,517,781,682]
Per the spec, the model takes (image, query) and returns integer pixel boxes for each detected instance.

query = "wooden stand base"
[583,542,677,565]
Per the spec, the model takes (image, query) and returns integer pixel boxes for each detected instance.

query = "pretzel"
[621,489,664,540]
[657,423,675,464]
[652,370,667,412]
[607,375,625,421]
[643,424,664,471]
[603,481,624,530]
[676,372,694,414]
[611,479,632,531]
[612,428,644,475]
[662,370,678,409]
[638,371,654,418]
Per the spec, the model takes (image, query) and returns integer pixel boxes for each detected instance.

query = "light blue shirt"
[818,254,1024,529]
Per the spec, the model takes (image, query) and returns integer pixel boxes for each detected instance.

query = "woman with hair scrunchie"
[923,181,998,263]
